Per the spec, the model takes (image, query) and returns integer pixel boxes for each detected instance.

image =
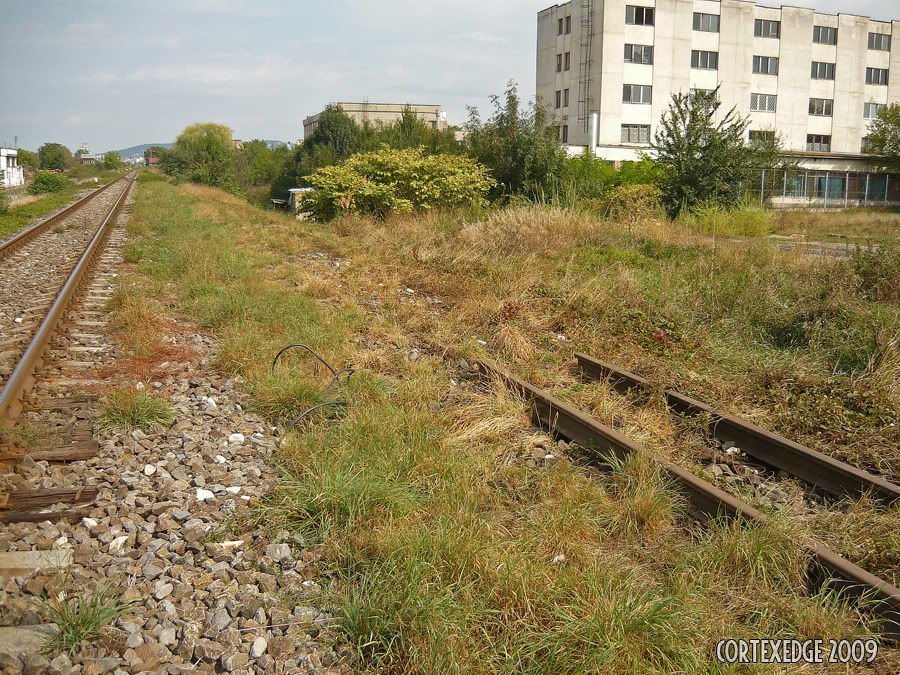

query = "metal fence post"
[805,170,809,206]
[887,174,891,206]
[761,169,766,202]
[865,172,870,207]
[845,171,850,208]
[824,171,828,209]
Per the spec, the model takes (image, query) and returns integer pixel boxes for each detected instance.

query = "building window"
[868,32,891,51]
[561,124,569,143]
[625,43,653,64]
[558,18,563,35]
[811,61,835,80]
[749,130,775,146]
[753,55,779,75]
[693,12,720,33]
[807,134,831,152]
[866,67,889,85]
[813,25,837,45]
[864,102,885,119]
[750,93,777,112]
[691,50,719,70]
[861,136,871,153]
[809,98,833,116]
[621,124,651,144]
[622,84,652,104]
[555,90,561,108]
[556,54,562,72]
[625,6,654,26]
[564,88,570,107]
[564,52,571,70]
[565,16,572,34]
[754,19,780,38]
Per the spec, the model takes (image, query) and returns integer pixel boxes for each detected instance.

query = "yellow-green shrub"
[302,147,495,221]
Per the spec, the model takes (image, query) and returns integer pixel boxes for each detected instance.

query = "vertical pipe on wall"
[589,112,599,151]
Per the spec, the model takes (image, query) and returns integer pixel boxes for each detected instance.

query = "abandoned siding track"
[574,352,900,506]
[476,359,900,642]
[0,171,135,525]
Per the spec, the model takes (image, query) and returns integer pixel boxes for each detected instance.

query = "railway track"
[0,171,135,520]
[476,357,900,642]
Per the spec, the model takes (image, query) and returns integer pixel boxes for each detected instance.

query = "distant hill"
[112,143,173,158]
[110,140,290,158]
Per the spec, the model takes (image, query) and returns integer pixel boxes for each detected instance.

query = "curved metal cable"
[272,344,354,428]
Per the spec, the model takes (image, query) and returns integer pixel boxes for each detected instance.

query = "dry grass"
[773,208,900,243]
[115,174,900,673]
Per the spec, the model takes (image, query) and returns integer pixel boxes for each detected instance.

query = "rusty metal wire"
[271,344,354,428]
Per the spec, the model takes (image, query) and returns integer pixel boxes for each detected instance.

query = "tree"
[16,149,38,168]
[463,80,568,199]
[652,89,764,217]
[169,122,235,186]
[38,142,73,170]
[864,103,900,172]
[103,151,123,169]
[144,146,168,163]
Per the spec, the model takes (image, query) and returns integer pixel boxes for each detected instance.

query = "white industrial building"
[537,0,900,180]
[0,148,25,188]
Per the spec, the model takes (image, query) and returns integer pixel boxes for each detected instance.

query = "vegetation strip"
[476,358,900,641]
[574,352,900,505]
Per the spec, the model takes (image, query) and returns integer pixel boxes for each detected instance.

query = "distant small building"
[233,139,244,150]
[80,154,97,165]
[303,102,449,138]
[0,148,25,187]
[148,157,161,167]
[288,187,314,212]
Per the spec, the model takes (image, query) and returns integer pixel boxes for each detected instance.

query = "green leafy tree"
[38,143,73,170]
[16,149,38,168]
[653,89,784,217]
[103,151,123,170]
[165,122,235,187]
[864,103,900,172]
[464,80,567,199]
[302,147,495,221]
[144,146,168,163]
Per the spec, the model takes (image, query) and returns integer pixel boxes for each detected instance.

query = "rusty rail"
[574,353,900,506]
[0,173,130,261]
[476,359,900,642]
[0,172,136,426]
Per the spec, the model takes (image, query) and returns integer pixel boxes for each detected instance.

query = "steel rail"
[574,352,900,506]
[476,359,900,642]
[0,173,130,261]
[0,172,136,426]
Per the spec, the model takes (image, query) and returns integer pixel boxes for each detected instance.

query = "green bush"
[28,172,70,195]
[852,241,900,303]
[0,189,8,215]
[679,199,773,237]
[302,147,495,221]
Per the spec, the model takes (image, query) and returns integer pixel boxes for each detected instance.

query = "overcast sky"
[2,0,897,153]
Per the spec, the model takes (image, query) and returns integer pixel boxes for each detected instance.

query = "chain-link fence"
[748,169,900,208]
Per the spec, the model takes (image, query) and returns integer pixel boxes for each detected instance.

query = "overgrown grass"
[679,199,774,237]
[95,390,175,433]
[34,581,133,656]
[114,180,899,672]
[0,182,83,239]
[773,207,900,243]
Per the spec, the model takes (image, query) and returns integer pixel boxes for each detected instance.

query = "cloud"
[66,20,106,32]
[174,0,277,17]
[450,31,511,44]
[63,116,84,127]
[80,55,298,87]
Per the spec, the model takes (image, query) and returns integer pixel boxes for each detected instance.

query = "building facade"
[0,148,25,187]
[537,0,900,171]
[303,102,448,138]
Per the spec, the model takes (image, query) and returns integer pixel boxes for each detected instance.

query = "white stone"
[109,536,129,554]
[228,433,245,446]
[250,636,267,658]
[135,382,145,391]
[214,455,227,464]
[552,554,566,564]
[81,518,98,529]
[225,486,241,494]
[196,488,215,502]
[14,317,22,324]
[53,537,68,548]
[143,464,157,476]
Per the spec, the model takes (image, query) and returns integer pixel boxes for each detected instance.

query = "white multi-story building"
[0,148,24,188]
[537,0,900,172]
